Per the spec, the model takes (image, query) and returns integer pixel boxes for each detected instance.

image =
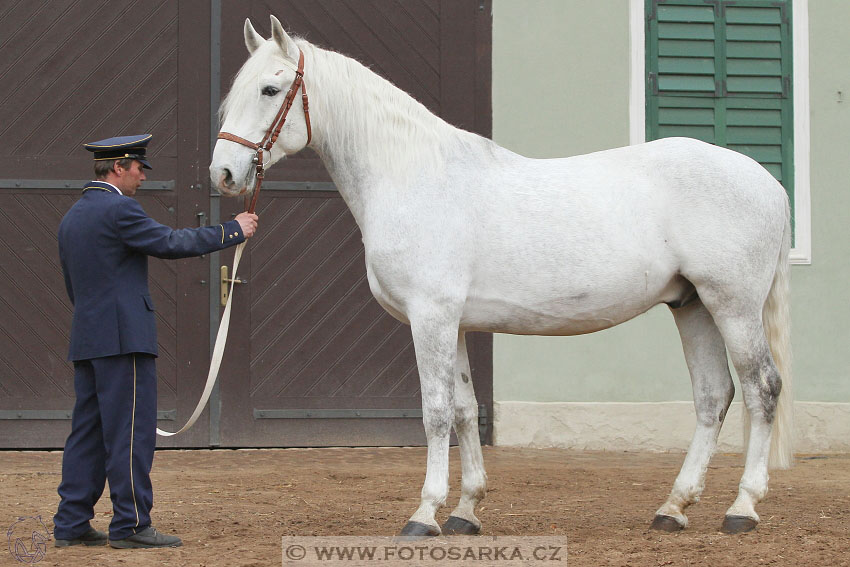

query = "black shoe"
[109,526,182,549]
[55,527,108,547]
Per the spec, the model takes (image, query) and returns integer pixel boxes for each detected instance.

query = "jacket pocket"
[142,294,155,311]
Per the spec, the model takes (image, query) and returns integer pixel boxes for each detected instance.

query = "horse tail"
[761,199,794,469]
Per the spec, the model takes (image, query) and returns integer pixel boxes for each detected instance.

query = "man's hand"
[235,212,258,238]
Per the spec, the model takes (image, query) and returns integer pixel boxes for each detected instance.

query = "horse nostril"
[223,168,234,185]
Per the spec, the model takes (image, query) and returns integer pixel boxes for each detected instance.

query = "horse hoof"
[650,515,685,532]
[399,521,440,537]
[441,516,480,535]
[720,515,758,534]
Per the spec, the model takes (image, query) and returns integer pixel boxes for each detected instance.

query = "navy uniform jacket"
[58,181,245,361]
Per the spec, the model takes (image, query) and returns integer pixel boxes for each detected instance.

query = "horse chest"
[362,231,467,323]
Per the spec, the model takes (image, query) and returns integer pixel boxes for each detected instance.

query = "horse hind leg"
[711,312,782,534]
[441,332,486,535]
[652,298,735,532]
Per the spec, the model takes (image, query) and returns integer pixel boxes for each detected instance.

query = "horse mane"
[221,35,492,182]
[304,39,462,179]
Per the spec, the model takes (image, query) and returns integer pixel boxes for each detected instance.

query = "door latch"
[220,265,247,306]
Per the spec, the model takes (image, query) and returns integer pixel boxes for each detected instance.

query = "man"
[52,134,258,549]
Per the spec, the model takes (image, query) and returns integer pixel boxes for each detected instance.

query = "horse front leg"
[400,308,460,536]
[442,332,486,535]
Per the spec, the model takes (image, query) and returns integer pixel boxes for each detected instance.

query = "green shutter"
[646,0,794,237]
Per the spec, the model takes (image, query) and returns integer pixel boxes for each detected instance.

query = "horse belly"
[461,297,640,335]
[461,266,690,336]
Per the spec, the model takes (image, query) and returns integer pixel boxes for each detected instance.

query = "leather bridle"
[217,49,312,213]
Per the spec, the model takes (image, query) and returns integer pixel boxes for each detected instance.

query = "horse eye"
[261,86,280,97]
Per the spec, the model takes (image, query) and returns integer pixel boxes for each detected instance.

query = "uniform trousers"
[53,353,157,541]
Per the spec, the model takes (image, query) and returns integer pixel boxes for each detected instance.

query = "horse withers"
[210,15,793,536]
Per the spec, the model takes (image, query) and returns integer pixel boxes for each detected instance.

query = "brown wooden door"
[0,0,493,448]
[0,1,214,448]
[215,1,493,447]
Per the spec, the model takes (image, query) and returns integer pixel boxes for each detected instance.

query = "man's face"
[115,160,146,196]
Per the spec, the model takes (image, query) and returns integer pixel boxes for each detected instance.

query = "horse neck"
[302,44,459,217]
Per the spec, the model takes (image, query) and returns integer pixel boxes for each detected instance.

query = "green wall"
[790,0,850,400]
[491,0,850,403]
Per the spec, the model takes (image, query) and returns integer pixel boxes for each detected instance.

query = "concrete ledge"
[493,401,850,453]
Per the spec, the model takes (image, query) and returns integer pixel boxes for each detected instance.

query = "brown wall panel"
[0,0,492,448]
[0,0,211,448]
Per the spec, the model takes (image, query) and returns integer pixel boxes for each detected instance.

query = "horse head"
[210,15,311,197]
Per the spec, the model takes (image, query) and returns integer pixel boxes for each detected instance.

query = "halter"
[217,49,312,213]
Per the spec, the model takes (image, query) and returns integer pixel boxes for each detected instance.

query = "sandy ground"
[2,447,848,566]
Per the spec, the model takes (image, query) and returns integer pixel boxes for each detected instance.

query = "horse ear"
[270,15,298,62]
[244,18,264,54]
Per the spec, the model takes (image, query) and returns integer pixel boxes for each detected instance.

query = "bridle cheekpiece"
[217,49,312,213]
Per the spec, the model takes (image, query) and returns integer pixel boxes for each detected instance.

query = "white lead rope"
[156,241,246,437]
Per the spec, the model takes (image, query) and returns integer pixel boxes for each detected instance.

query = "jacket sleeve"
[59,249,74,305]
[114,198,246,259]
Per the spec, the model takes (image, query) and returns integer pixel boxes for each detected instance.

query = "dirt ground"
[1,447,848,566]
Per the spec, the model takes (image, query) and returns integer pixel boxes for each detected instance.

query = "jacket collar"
[82,181,122,195]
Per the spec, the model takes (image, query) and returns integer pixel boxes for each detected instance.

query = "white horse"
[210,16,793,536]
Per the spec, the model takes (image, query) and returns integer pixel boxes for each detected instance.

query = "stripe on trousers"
[130,354,140,528]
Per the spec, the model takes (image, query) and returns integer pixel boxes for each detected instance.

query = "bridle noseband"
[217,49,312,213]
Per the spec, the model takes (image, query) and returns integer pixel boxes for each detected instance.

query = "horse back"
[446,137,785,333]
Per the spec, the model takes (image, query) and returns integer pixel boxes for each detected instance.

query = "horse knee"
[420,378,455,437]
[422,406,453,438]
[695,380,735,427]
[453,402,478,429]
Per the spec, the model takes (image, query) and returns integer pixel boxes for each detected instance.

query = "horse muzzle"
[209,164,253,197]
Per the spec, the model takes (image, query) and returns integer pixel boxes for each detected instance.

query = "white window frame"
[629,0,811,264]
